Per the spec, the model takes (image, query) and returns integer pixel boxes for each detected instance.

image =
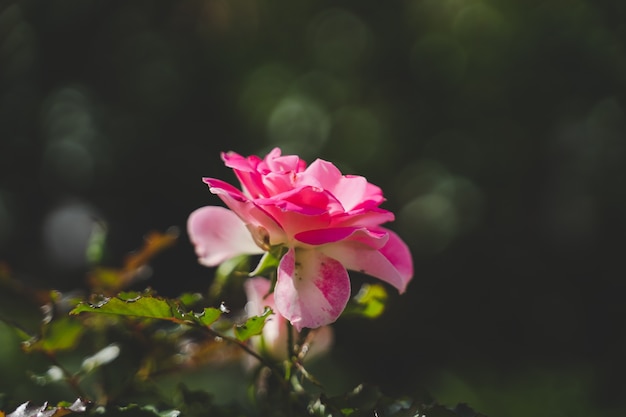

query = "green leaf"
[341,283,388,319]
[177,292,203,308]
[117,291,146,301]
[193,307,222,327]
[70,296,179,321]
[22,317,84,353]
[70,294,222,328]
[234,307,273,341]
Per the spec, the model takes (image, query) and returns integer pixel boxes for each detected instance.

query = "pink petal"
[221,153,269,198]
[320,227,413,293]
[295,227,388,248]
[204,178,287,245]
[244,277,287,358]
[244,276,333,361]
[259,205,332,239]
[222,150,263,172]
[299,159,385,211]
[263,152,305,174]
[187,206,263,266]
[330,208,395,228]
[377,228,413,285]
[298,158,342,189]
[256,186,330,215]
[274,247,351,331]
[244,277,274,316]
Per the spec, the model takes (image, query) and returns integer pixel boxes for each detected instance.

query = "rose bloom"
[244,277,332,362]
[188,148,413,331]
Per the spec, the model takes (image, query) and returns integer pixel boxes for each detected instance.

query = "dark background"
[2,1,626,416]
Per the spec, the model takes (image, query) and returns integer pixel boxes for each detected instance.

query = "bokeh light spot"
[452,2,510,46]
[44,87,95,143]
[433,176,483,234]
[42,202,101,270]
[399,193,458,256]
[240,63,296,129]
[406,0,465,30]
[42,140,94,191]
[395,159,451,204]
[0,5,37,82]
[395,159,483,255]
[308,8,371,72]
[41,87,100,191]
[330,106,384,166]
[290,70,348,109]
[267,95,330,157]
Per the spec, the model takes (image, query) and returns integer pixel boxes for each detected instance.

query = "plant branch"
[43,352,89,400]
[200,326,290,393]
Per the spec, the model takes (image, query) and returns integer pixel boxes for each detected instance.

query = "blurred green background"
[2,0,626,416]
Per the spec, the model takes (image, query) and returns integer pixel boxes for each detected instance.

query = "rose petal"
[377,228,413,286]
[320,228,413,293]
[256,186,334,215]
[331,207,395,228]
[274,247,350,331]
[222,150,263,172]
[222,151,268,198]
[299,159,385,211]
[243,277,274,316]
[295,227,388,248]
[263,150,305,174]
[204,178,287,245]
[257,193,334,238]
[187,206,263,266]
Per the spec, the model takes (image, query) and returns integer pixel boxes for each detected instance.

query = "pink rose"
[187,148,413,331]
[244,277,333,362]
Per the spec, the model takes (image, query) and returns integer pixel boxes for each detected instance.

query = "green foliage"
[341,284,387,319]
[22,317,84,354]
[234,307,273,342]
[0,275,486,417]
[70,293,222,328]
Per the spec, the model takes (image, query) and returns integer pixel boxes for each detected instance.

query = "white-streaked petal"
[187,206,263,267]
[274,247,350,331]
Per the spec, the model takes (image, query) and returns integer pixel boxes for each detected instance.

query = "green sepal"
[249,245,286,277]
